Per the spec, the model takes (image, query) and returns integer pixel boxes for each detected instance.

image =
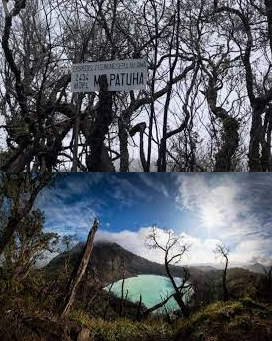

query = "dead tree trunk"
[136,294,142,321]
[119,261,126,317]
[222,256,229,301]
[60,219,99,317]
[165,257,190,318]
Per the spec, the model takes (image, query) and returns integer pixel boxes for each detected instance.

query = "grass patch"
[68,310,173,341]
[174,299,272,341]
[228,315,253,331]
[175,300,244,333]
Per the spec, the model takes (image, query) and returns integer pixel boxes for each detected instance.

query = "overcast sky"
[36,173,272,266]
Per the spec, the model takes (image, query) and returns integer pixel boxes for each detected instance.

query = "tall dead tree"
[61,219,99,317]
[214,243,230,302]
[146,225,191,318]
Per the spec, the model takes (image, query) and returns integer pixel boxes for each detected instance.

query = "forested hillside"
[46,241,200,283]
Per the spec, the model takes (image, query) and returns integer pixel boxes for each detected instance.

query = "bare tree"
[214,243,230,302]
[145,225,191,318]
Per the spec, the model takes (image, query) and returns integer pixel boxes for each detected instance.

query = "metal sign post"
[72,93,80,172]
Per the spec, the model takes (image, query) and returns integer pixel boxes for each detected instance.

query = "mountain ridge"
[45,241,268,292]
[46,240,190,284]
[46,241,269,279]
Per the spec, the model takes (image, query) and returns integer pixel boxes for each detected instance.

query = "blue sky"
[36,173,272,266]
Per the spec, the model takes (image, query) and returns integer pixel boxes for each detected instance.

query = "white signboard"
[71,59,148,92]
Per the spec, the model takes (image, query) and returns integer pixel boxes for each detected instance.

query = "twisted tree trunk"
[164,255,190,318]
[86,75,114,171]
[214,117,239,172]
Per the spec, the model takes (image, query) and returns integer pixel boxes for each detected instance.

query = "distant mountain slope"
[46,241,177,284]
[44,241,266,307]
[188,265,217,272]
[246,263,270,274]
[45,241,205,284]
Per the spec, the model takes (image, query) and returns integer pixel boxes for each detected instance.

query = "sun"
[200,204,222,230]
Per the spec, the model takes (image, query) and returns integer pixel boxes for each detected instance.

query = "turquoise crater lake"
[105,274,190,312]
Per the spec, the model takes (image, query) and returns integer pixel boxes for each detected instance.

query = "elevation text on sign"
[71,59,148,92]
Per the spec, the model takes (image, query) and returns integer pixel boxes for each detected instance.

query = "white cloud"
[137,174,170,197]
[231,237,272,265]
[96,225,272,266]
[175,174,259,241]
[43,200,97,237]
[96,227,166,263]
[174,174,272,265]
[96,226,223,265]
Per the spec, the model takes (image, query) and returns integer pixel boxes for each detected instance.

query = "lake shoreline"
[104,274,186,312]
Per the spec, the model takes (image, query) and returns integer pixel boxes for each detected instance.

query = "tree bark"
[204,67,239,171]
[249,105,264,172]
[260,105,272,171]
[86,75,114,171]
[129,123,148,171]
[136,294,142,320]
[164,255,190,318]
[214,117,239,172]
[118,114,130,172]
[222,256,229,301]
[61,219,99,317]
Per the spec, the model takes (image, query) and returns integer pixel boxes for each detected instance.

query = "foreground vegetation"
[1,296,271,341]
[68,299,272,341]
